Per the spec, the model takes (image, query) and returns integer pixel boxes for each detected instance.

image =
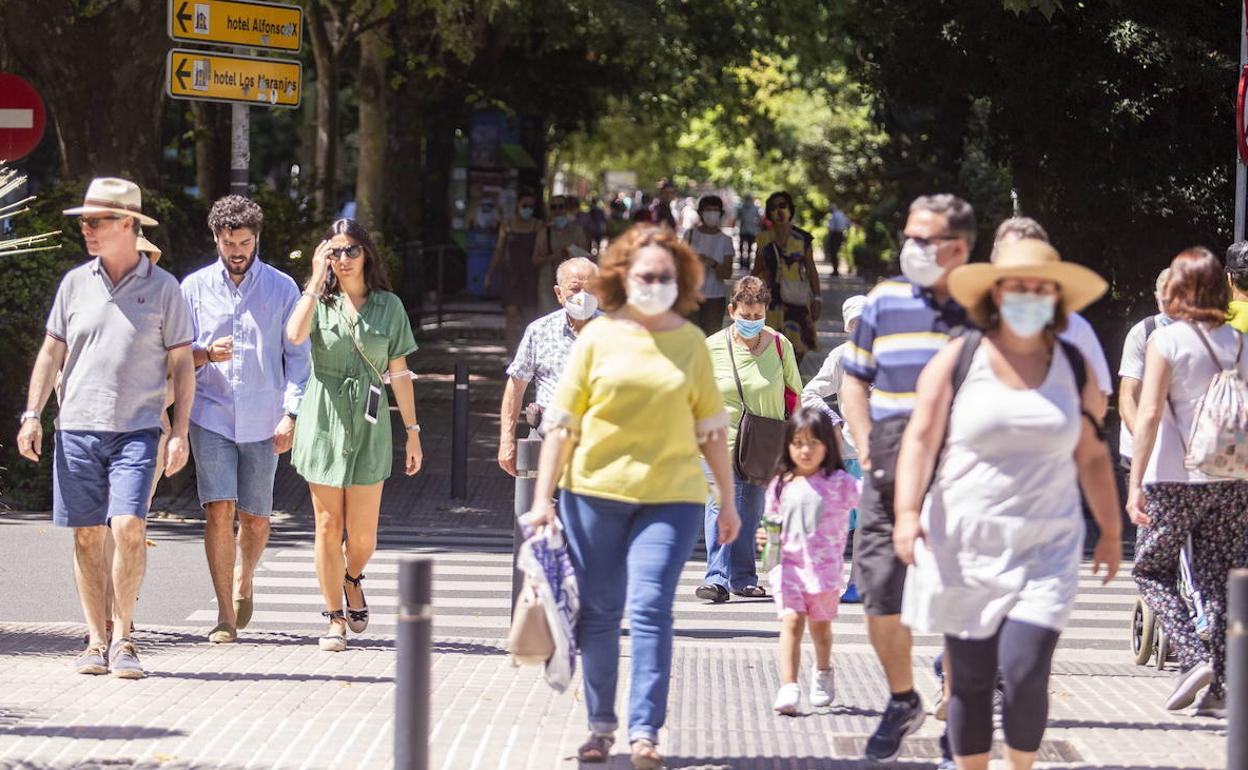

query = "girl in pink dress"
[764,407,860,715]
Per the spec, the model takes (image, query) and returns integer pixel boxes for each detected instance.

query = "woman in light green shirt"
[697,276,803,603]
[286,219,422,653]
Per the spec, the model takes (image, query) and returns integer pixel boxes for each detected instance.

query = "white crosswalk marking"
[187,528,1143,654]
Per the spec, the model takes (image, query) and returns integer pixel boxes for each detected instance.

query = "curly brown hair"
[1165,247,1228,325]
[730,275,771,308]
[207,195,264,234]
[593,224,703,315]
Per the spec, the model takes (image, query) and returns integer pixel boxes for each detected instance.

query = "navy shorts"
[189,422,278,516]
[53,429,161,528]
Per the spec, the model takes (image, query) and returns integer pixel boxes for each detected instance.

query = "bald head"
[557,257,598,288]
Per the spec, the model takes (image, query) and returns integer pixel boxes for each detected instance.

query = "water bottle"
[760,516,783,572]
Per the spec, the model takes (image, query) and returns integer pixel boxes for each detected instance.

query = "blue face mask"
[998,292,1056,338]
[735,317,765,339]
[553,215,569,228]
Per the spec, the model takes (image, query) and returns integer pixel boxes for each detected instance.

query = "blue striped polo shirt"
[843,275,971,421]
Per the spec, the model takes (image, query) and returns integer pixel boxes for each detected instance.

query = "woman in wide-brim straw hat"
[890,238,1123,770]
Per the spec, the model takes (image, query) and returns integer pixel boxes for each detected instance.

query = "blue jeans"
[53,429,160,527]
[703,470,766,590]
[560,490,702,743]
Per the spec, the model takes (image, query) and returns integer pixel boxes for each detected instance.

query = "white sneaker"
[773,683,801,716]
[810,668,835,707]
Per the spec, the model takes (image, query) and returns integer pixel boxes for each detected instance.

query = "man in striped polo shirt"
[841,194,975,762]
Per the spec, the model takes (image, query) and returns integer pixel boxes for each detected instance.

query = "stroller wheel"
[1131,598,1155,666]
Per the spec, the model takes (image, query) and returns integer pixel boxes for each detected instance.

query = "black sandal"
[695,584,730,603]
[319,609,347,651]
[577,732,614,763]
[734,585,767,598]
[344,572,370,633]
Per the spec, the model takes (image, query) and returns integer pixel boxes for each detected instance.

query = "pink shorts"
[775,587,840,622]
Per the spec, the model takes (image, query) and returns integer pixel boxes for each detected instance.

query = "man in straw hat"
[180,194,309,644]
[840,194,975,762]
[893,237,1120,769]
[17,177,196,679]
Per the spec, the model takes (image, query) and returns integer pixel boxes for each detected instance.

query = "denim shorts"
[53,429,161,528]
[189,422,279,516]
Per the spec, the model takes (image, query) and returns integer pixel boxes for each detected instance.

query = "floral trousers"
[1133,481,1248,694]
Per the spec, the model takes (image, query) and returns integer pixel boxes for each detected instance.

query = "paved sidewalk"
[0,622,1223,770]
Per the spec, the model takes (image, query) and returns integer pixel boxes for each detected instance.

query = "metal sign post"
[1236,0,1247,243]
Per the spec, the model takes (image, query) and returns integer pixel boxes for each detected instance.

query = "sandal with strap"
[319,610,347,652]
[630,738,663,770]
[344,572,370,633]
[576,732,614,763]
[734,585,767,598]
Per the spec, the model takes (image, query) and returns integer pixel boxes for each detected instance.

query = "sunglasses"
[632,271,675,285]
[901,233,960,249]
[329,244,364,261]
[80,215,122,230]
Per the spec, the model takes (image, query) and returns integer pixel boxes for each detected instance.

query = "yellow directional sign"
[167,49,301,109]
[167,0,301,52]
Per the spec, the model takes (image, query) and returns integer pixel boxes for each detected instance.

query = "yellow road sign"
[167,49,301,109]
[167,0,301,52]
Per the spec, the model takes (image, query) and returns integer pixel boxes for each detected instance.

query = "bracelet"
[19,409,39,424]
[302,289,321,299]
[406,423,421,433]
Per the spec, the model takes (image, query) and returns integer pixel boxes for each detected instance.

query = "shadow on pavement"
[0,726,184,741]
[151,670,393,685]
[0,761,258,770]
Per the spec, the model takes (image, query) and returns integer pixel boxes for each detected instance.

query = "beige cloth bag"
[507,577,555,665]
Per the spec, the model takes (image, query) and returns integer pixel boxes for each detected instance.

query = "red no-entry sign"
[0,73,46,162]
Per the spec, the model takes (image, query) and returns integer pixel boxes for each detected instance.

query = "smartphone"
[364,383,382,424]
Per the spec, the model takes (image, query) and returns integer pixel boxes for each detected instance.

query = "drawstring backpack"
[1174,323,1248,480]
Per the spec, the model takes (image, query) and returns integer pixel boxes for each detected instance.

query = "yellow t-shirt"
[547,316,728,504]
[1229,301,1248,334]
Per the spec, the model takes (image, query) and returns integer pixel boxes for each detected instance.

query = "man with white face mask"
[497,257,601,475]
[840,193,975,762]
[685,194,735,335]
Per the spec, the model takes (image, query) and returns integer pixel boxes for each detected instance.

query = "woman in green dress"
[286,218,423,651]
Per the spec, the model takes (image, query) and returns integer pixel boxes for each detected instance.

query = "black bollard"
[1229,569,1248,770]
[451,362,468,499]
[512,432,542,616]
[396,557,433,770]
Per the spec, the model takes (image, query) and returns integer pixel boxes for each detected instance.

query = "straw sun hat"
[63,177,159,227]
[948,238,1107,328]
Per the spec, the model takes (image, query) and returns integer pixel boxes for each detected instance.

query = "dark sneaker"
[1166,662,1213,711]
[694,584,730,603]
[864,694,926,762]
[75,644,108,675]
[109,639,146,679]
[937,730,955,770]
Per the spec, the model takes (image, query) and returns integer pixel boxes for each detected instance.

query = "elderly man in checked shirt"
[498,257,600,475]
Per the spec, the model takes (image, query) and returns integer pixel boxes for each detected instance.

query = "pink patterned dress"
[766,470,860,620]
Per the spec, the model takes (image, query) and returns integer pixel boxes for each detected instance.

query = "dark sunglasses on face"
[80,215,121,230]
[901,233,960,249]
[329,244,363,261]
[632,271,675,285]
[550,205,566,212]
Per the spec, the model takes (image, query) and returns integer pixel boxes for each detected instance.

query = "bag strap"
[335,300,387,385]
[1058,338,1104,440]
[950,329,983,396]
[725,335,752,416]
[1144,315,1157,340]
[1189,321,1231,370]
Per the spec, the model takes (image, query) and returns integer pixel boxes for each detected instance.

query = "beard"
[220,248,257,276]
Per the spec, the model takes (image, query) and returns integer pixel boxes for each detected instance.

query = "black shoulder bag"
[727,338,789,486]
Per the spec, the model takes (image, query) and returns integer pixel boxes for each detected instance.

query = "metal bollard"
[451,362,469,499]
[1229,569,1248,770]
[396,557,433,770]
[512,429,543,616]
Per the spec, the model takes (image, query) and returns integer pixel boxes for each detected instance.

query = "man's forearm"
[192,347,210,368]
[25,347,61,414]
[841,375,872,461]
[169,350,196,434]
[499,378,526,439]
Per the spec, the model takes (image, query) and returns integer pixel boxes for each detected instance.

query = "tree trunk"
[307,1,339,220]
[1,0,165,185]
[355,21,388,232]
[191,102,229,202]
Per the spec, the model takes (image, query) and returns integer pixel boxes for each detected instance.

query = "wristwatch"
[406,423,421,434]
[286,412,298,421]
[19,410,39,424]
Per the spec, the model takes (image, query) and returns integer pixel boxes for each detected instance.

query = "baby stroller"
[1131,534,1209,670]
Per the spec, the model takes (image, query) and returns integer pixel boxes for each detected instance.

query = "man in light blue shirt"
[181,195,310,643]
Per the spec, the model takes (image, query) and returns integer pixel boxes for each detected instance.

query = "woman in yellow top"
[752,190,822,363]
[526,225,742,770]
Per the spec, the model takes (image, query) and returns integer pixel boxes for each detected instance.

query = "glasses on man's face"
[901,233,960,249]
[550,205,566,213]
[328,244,363,261]
[80,215,121,231]
[632,271,676,285]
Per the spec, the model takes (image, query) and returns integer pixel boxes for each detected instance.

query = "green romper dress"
[291,291,417,488]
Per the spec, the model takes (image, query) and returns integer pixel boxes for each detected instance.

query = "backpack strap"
[1144,315,1157,340]
[950,329,983,396]
[1058,339,1104,440]
[1189,321,1232,370]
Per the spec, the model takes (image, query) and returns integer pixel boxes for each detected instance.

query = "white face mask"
[899,238,946,288]
[701,211,722,228]
[563,290,598,321]
[627,278,679,316]
[998,292,1057,337]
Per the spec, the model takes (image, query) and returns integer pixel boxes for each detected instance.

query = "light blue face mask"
[735,317,765,338]
[998,292,1056,337]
